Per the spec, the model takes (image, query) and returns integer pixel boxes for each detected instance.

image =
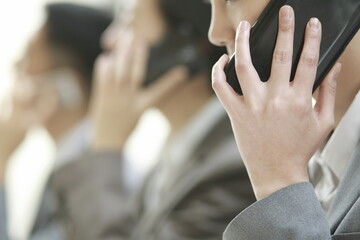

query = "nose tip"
[208,30,224,48]
[208,25,234,49]
[208,11,235,49]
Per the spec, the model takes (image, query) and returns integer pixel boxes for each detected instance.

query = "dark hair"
[159,0,225,75]
[45,3,112,89]
[159,0,211,38]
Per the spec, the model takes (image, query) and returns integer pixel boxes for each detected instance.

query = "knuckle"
[280,20,294,32]
[301,52,318,67]
[273,49,292,64]
[236,32,248,42]
[249,103,262,114]
[211,69,222,91]
[235,60,251,71]
[211,78,221,90]
[267,97,284,111]
[212,62,221,73]
[211,75,224,92]
[307,28,321,39]
[292,98,310,113]
[326,80,337,97]
[212,61,223,76]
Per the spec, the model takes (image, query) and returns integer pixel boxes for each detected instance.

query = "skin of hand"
[90,30,188,151]
[0,79,57,182]
[212,6,342,200]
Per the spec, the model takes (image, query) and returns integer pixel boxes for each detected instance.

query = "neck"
[159,74,213,136]
[46,108,87,142]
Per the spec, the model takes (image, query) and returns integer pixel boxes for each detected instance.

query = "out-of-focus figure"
[48,0,256,239]
[0,3,111,240]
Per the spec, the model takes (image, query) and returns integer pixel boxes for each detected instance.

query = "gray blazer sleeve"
[0,187,9,240]
[223,182,333,240]
[51,151,134,240]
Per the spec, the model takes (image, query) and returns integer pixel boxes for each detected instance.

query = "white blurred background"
[0,0,169,239]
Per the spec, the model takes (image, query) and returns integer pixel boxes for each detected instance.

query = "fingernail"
[309,18,320,30]
[238,21,250,32]
[281,6,292,20]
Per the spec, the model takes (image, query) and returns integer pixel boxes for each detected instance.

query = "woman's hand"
[212,6,341,199]
[0,79,57,181]
[90,30,187,151]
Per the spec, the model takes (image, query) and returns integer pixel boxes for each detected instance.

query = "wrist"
[249,169,309,200]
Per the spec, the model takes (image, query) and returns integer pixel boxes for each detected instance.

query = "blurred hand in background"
[90,23,188,151]
[0,78,57,181]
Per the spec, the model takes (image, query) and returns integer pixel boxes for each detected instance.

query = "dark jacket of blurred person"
[0,3,111,240]
[49,0,256,239]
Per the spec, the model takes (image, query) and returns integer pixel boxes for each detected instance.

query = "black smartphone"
[225,0,360,95]
[142,29,211,87]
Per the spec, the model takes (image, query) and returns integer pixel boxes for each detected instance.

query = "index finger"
[235,21,261,100]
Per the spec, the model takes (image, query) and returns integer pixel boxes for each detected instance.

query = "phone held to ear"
[27,69,83,109]
[225,0,360,95]
[143,28,212,87]
[51,69,83,109]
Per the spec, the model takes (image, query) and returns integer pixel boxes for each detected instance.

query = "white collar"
[320,91,360,180]
[54,118,91,170]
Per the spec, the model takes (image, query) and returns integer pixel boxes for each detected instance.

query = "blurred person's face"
[16,26,55,75]
[14,25,85,128]
[102,0,213,114]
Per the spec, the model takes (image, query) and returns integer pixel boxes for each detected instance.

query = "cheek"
[24,50,54,75]
[28,58,52,75]
[228,0,270,29]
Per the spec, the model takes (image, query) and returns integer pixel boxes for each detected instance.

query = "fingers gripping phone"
[225,0,360,95]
